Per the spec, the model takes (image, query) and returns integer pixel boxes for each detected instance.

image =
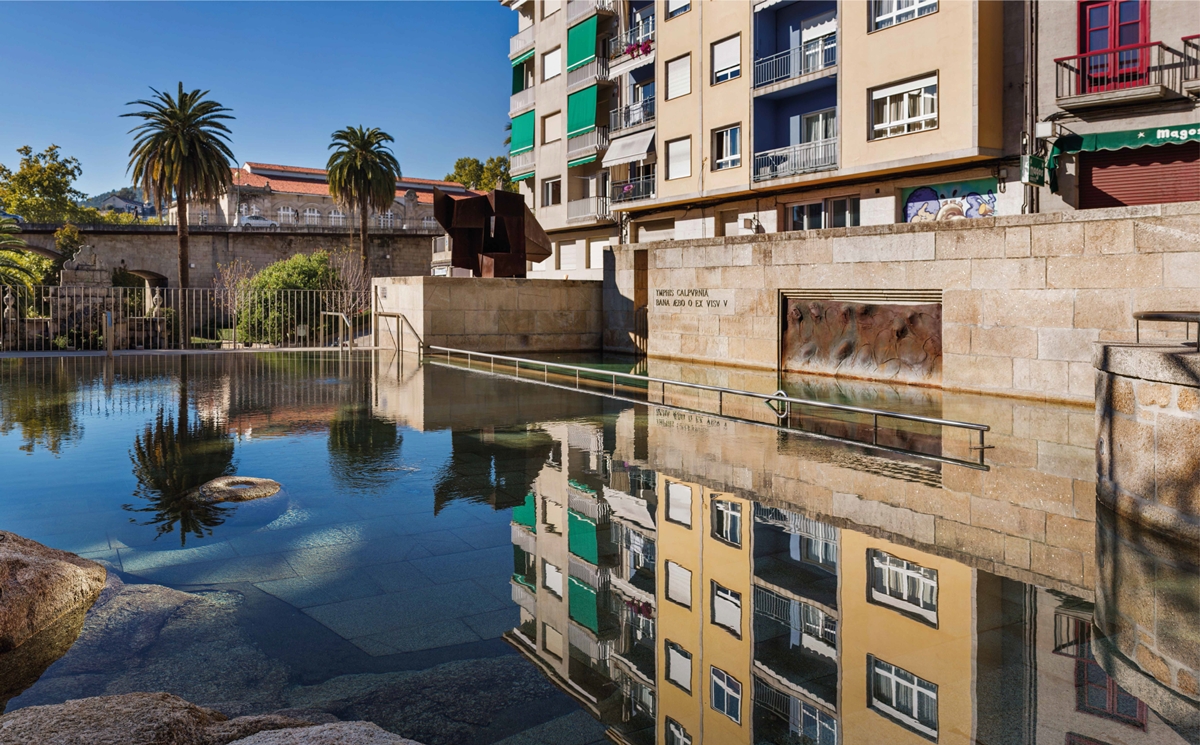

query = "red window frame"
[1053,613,1148,730]
[1077,0,1151,92]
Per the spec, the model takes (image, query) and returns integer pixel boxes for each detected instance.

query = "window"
[870,0,938,31]
[277,207,295,224]
[790,202,824,231]
[667,54,691,99]
[543,112,562,144]
[198,209,209,225]
[712,125,741,171]
[329,209,345,226]
[238,203,248,216]
[666,481,692,526]
[303,208,320,225]
[543,560,563,596]
[543,48,562,81]
[558,239,577,271]
[543,0,561,18]
[712,499,741,545]
[542,622,563,658]
[542,177,562,207]
[827,196,860,228]
[869,657,938,738]
[665,641,692,692]
[711,36,741,84]
[665,561,692,607]
[667,0,689,18]
[869,549,938,624]
[666,137,691,180]
[710,667,742,723]
[1053,613,1148,729]
[587,239,607,269]
[250,205,261,217]
[711,582,742,636]
[665,718,692,745]
[376,210,395,228]
[871,75,937,139]
[803,108,837,143]
[1080,0,1145,55]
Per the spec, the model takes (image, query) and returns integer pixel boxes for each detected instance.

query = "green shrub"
[236,251,337,344]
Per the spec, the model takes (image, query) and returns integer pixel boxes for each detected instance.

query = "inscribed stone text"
[653,288,735,315]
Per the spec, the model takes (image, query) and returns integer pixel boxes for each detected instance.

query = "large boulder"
[229,722,421,744]
[0,532,106,654]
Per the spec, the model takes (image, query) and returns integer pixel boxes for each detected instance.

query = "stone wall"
[372,276,603,353]
[636,201,1200,403]
[19,226,435,287]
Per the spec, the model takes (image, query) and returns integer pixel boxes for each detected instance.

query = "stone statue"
[431,188,551,278]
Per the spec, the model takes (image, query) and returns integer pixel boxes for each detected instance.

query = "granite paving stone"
[352,619,482,655]
[129,552,298,586]
[462,606,521,640]
[300,579,506,640]
[409,545,515,584]
[118,541,239,573]
[254,569,388,609]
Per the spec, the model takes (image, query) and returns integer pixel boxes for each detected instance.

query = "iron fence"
[0,286,371,352]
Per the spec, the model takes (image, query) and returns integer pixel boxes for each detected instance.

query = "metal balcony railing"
[510,26,536,58]
[567,126,609,158]
[1184,35,1200,83]
[568,57,610,89]
[611,172,655,203]
[608,17,655,60]
[510,150,536,175]
[566,0,614,24]
[1054,41,1185,99]
[754,33,837,88]
[567,196,612,222]
[509,87,535,116]
[610,97,655,132]
[753,138,838,182]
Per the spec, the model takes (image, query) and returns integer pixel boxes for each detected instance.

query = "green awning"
[567,155,597,168]
[513,492,537,531]
[567,509,598,564]
[566,16,597,71]
[512,65,525,95]
[567,85,598,138]
[568,576,599,633]
[1048,125,1200,192]
[511,171,535,183]
[510,110,535,156]
[511,48,535,66]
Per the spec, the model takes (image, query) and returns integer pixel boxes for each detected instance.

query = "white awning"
[754,0,787,10]
[602,130,655,167]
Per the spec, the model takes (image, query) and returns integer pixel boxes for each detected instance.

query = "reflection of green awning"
[511,48,535,66]
[567,155,597,168]
[567,85,598,138]
[513,492,537,531]
[1048,125,1200,192]
[510,110,535,155]
[511,171,535,184]
[567,509,598,564]
[567,16,597,71]
[568,576,599,633]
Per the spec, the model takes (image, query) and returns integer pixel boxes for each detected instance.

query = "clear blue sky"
[0,1,515,196]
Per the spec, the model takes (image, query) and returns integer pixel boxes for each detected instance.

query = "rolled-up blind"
[666,561,692,606]
[667,645,692,690]
[667,0,689,15]
[667,55,691,99]
[667,481,692,524]
[713,586,742,634]
[712,36,739,76]
[667,137,691,180]
[567,84,598,137]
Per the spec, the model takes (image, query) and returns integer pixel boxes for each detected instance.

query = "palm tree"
[326,126,401,275]
[0,217,39,289]
[123,83,235,289]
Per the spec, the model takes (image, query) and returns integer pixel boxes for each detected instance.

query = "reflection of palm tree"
[125,359,235,545]
[327,404,401,491]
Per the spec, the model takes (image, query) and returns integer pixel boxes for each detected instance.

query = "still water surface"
[0,352,1194,745]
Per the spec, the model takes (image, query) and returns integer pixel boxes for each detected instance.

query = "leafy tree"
[0,217,44,288]
[236,251,337,343]
[445,157,484,190]
[326,126,401,275]
[445,155,512,192]
[0,145,87,223]
[54,223,84,260]
[482,156,512,192]
[124,83,235,289]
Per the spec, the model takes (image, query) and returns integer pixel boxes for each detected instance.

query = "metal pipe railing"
[1054,41,1185,98]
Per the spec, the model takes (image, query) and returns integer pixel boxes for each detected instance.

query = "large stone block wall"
[638,201,1200,403]
[372,276,603,353]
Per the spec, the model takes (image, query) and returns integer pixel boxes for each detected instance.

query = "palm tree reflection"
[327,404,402,492]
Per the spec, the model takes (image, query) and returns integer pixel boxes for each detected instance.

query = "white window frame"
[665,560,692,608]
[826,196,860,228]
[197,208,209,225]
[666,137,691,181]
[543,111,562,144]
[712,582,742,636]
[803,107,837,143]
[666,54,691,100]
[665,641,693,692]
[277,207,294,224]
[710,666,742,723]
[303,207,321,225]
[238,203,248,216]
[376,210,395,228]
[542,0,561,19]
[666,0,690,19]
[543,47,562,81]
[665,718,692,745]
[711,36,741,84]
[871,75,937,140]
[542,177,562,207]
[789,201,824,231]
[869,549,938,625]
[250,205,261,217]
[712,499,741,545]
[869,656,938,738]
[329,209,345,226]
[666,481,692,526]
[870,0,938,32]
[712,125,741,171]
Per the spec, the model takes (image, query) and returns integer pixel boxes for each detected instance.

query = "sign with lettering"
[1020,155,1046,187]
[653,288,735,315]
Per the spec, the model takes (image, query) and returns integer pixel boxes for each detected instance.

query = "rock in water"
[194,477,282,504]
[0,605,89,713]
[0,532,106,653]
[227,721,422,744]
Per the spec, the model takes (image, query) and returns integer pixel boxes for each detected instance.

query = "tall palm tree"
[0,217,39,289]
[123,83,235,289]
[326,126,401,275]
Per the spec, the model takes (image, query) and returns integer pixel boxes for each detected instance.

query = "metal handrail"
[373,308,424,356]
[425,345,991,469]
[1054,41,1185,98]
[319,311,354,349]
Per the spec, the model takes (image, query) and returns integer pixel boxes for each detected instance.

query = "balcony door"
[803,108,836,144]
[1079,0,1148,92]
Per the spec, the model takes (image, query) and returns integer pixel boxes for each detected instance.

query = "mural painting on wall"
[902,178,999,222]
[782,300,943,384]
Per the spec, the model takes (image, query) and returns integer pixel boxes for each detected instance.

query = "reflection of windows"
[543,560,563,597]
[666,561,692,607]
[665,641,692,692]
[665,717,692,745]
[542,622,563,658]
[711,666,742,723]
[870,0,938,32]
[869,656,938,739]
[666,481,692,526]
[868,549,938,625]
[712,499,742,545]
[871,75,938,139]
[712,582,742,636]
[789,202,825,231]
[513,545,536,589]
[1066,734,1115,745]
[754,676,839,745]
[1053,613,1147,729]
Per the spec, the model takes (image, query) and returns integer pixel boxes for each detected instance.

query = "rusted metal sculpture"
[432,188,552,278]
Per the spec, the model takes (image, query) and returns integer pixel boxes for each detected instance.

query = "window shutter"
[566,16,598,71]
[667,55,691,99]
[543,48,562,80]
[667,646,692,690]
[667,138,691,180]
[543,561,563,596]
[712,37,739,74]
[667,482,691,524]
[543,112,561,143]
[510,110,536,154]
[714,589,741,634]
[567,84,598,137]
[667,562,692,606]
[667,0,688,14]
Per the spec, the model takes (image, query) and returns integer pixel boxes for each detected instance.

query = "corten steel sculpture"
[432,188,552,278]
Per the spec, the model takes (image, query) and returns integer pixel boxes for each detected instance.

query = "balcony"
[509,26,535,59]
[1054,42,1186,110]
[754,33,837,89]
[509,87,535,117]
[568,57,610,90]
[610,97,655,133]
[510,150,536,175]
[567,126,610,160]
[753,138,837,182]
[608,18,655,61]
[566,0,614,24]
[567,196,612,223]
[611,172,655,204]
[1184,35,1200,95]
